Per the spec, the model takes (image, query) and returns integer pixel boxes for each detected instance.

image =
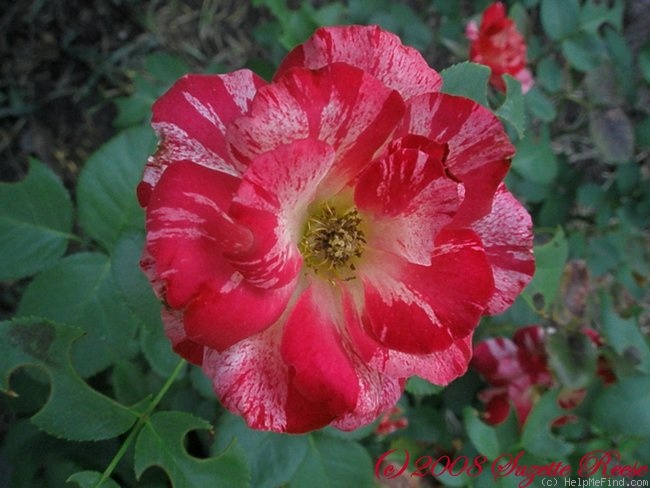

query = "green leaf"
[604,28,635,103]
[212,412,309,488]
[589,107,635,164]
[111,233,178,377]
[600,295,650,374]
[640,45,650,84]
[561,32,605,72]
[77,126,157,251]
[0,318,137,440]
[289,434,374,488]
[524,86,556,122]
[405,375,443,397]
[521,391,574,458]
[540,0,579,40]
[67,471,121,488]
[635,116,650,150]
[536,56,564,93]
[495,75,526,139]
[440,62,490,107]
[522,228,569,312]
[0,158,72,281]
[584,63,623,107]
[135,411,250,487]
[17,253,138,377]
[512,125,558,184]
[592,377,650,437]
[546,331,598,389]
[579,0,624,33]
[319,422,377,441]
[144,52,191,85]
[464,408,518,460]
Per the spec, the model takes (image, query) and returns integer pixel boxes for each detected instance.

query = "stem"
[93,359,186,487]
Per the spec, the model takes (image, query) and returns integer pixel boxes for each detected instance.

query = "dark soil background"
[0,0,258,187]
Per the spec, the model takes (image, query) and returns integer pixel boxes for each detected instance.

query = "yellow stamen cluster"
[299,203,366,279]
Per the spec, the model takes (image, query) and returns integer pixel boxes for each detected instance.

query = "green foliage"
[0,318,137,441]
[213,413,310,488]
[77,126,157,252]
[495,75,526,139]
[17,253,138,377]
[134,411,250,487]
[289,434,375,488]
[540,0,580,40]
[405,375,444,397]
[464,408,518,460]
[0,159,73,281]
[440,62,491,106]
[546,330,598,389]
[592,377,650,437]
[114,53,192,129]
[111,233,179,377]
[68,471,121,488]
[512,126,559,184]
[521,391,574,458]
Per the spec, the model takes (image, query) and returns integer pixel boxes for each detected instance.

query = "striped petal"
[227,63,405,191]
[145,161,294,352]
[281,283,360,432]
[203,325,290,431]
[276,25,442,100]
[472,185,535,315]
[144,161,252,308]
[344,295,474,385]
[359,229,494,355]
[183,275,297,352]
[400,92,514,225]
[138,71,265,206]
[161,308,205,366]
[381,334,474,385]
[355,135,460,265]
[227,139,336,288]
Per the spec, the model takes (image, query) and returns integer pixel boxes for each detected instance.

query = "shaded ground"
[0,0,257,187]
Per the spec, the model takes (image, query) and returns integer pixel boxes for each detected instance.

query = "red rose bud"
[466,2,534,93]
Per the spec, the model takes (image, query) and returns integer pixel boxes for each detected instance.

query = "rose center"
[299,203,366,279]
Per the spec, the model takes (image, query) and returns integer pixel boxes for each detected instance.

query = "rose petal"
[161,308,204,366]
[400,92,514,224]
[355,135,459,265]
[276,25,442,100]
[327,292,406,430]
[144,161,252,308]
[360,229,494,355]
[228,139,335,288]
[281,282,360,431]
[472,336,522,385]
[513,326,552,385]
[381,334,475,385]
[227,63,405,191]
[468,2,531,94]
[138,71,265,206]
[478,388,511,425]
[471,185,535,315]
[183,275,297,352]
[203,325,289,431]
[331,366,403,431]
[344,288,475,385]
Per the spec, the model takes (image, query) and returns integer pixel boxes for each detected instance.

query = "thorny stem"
[93,358,187,488]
